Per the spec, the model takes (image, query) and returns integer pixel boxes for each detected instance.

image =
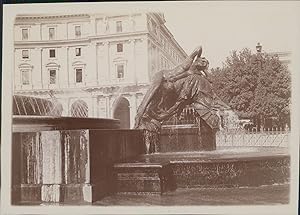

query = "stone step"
[113,162,176,194]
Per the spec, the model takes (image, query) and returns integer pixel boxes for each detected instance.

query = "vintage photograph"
[1,1,299,214]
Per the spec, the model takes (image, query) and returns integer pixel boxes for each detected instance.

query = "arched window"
[113,97,130,128]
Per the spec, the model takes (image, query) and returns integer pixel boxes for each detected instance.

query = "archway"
[70,100,88,118]
[113,97,130,129]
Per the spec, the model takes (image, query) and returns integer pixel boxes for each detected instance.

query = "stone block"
[171,156,290,188]
[160,124,216,152]
[113,162,176,194]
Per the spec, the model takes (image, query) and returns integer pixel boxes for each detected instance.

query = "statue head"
[191,56,209,73]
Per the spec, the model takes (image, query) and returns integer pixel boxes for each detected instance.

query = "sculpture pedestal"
[160,118,216,152]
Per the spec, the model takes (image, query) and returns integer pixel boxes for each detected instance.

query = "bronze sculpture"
[134,46,221,153]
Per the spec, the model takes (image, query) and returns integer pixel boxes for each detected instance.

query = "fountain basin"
[115,147,289,189]
[13,115,120,132]
[12,116,145,204]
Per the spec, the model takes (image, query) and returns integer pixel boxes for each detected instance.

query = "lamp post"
[256,42,262,53]
[256,42,264,131]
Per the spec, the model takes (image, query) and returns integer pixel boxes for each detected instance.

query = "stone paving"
[94,184,289,206]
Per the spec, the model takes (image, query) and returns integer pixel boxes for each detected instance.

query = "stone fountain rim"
[12,115,120,132]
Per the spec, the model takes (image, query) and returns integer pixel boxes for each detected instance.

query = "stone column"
[90,16,96,36]
[60,47,69,88]
[128,39,136,84]
[102,42,110,83]
[34,47,43,89]
[92,96,98,118]
[41,48,47,88]
[136,38,149,83]
[66,47,70,87]
[40,48,44,88]
[105,96,110,118]
[98,96,107,118]
[108,96,114,118]
[87,42,98,86]
[14,49,21,90]
[40,131,62,202]
[14,131,62,203]
[61,130,92,203]
[14,132,43,203]
[97,44,103,84]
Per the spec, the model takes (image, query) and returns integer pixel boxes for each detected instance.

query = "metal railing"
[216,127,290,148]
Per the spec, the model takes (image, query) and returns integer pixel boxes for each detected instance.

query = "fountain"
[11,46,290,205]
[113,46,290,195]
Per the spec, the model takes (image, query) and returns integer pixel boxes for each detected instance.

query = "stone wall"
[12,117,145,204]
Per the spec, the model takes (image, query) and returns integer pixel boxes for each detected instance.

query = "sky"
[162,2,299,68]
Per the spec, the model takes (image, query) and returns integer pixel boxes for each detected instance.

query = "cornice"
[15,14,90,22]
[159,25,187,58]
[15,13,143,24]
[14,31,148,48]
[147,32,185,65]
[147,12,166,25]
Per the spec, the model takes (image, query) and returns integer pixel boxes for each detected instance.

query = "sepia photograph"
[1,1,299,214]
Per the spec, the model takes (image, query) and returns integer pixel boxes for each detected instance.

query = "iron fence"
[216,127,290,148]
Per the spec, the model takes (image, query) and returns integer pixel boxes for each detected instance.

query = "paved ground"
[94,184,289,206]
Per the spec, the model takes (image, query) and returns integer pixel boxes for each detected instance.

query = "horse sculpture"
[134,46,221,153]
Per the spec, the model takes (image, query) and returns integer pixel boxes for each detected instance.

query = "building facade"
[269,51,291,65]
[14,13,187,128]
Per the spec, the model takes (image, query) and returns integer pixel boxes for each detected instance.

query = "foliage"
[211,48,291,129]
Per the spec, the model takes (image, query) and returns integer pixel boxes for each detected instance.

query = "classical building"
[13,13,187,128]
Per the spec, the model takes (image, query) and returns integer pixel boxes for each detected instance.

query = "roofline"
[15,13,142,23]
[14,12,188,58]
[147,13,187,58]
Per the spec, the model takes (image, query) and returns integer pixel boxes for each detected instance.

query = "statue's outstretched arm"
[165,46,202,82]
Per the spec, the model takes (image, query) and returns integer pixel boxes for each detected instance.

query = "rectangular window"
[22,70,30,85]
[76,68,83,83]
[49,49,56,58]
[117,43,123,52]
[75,26,81,38]
[22,50,29,59]
[49,28,55,40]
[116,21,122,33]
[22,29,28,40]
[117,65,124,79]
[49,70,56,84]
[75,48,81,56]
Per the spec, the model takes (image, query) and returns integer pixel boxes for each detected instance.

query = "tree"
[211,48,291,130]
